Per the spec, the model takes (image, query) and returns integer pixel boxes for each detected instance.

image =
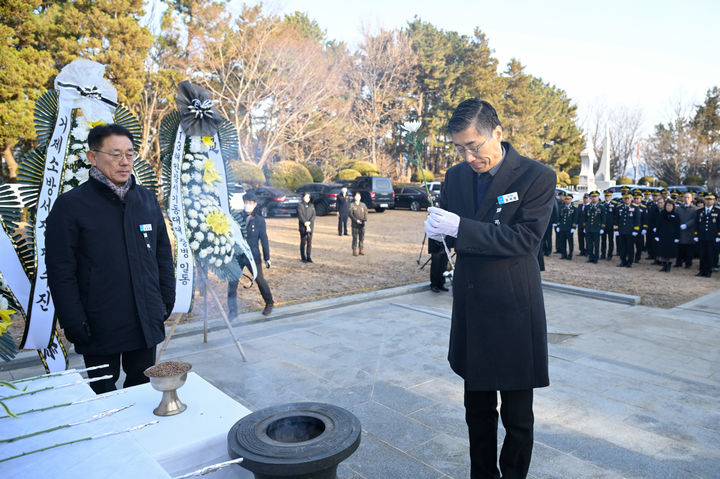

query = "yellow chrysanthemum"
[0,310,14,336]
[89,120,108,129]
[201,136,215,147]
[206,211,230,236]
[203,160,221,184]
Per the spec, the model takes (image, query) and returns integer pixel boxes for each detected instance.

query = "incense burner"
[143,361,192,416]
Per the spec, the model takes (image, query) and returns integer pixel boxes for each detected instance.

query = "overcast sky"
[243,0,719,134]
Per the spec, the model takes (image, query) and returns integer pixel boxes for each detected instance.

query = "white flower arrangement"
[179,135,237,272]
[60,111,103,193]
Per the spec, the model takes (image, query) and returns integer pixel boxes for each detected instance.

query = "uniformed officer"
[646,191,661,261]
[600,190,616,260]
[660,188,670,201]
[632,190,648,263]
[676,192,698,269]
[556,193,577,260]
[577,193,590,256]
[583,191,605,263]
[694,193,720,277]
[614,192,641,267]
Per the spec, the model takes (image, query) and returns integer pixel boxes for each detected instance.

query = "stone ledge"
[542,280,640,306]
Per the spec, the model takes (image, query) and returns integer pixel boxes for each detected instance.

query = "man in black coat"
[576,194,590,256]
[228,192,274,316]
[336,186,351,236]
[613,192,641,267]
[425,99,555,479]
[297,192,316,262]
[693,193,720,277]
[46,124,175,394]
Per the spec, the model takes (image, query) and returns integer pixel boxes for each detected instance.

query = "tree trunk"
[2,145,18,182]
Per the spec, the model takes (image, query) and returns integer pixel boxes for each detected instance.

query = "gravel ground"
[8,208,718,345]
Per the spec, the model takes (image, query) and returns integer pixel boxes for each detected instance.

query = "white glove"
[680,224,687,230]
[583,228,586,233]
[614,231,620,237]
[654,237,660,242]
[552,223,557,228]
[425,206,460,240]
[600,229,604,235]
[555,227,560,233]
[694,237,699,242]
[716,237,720,243]
[641,229,647,235]
[632,232,638,237]
[570,228,576,234]
[265,260,271,269]
[653,227,656,232]
[674,239,679,243]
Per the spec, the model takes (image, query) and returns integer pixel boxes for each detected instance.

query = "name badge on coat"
[139,224,153,232]
[497,192,519,205]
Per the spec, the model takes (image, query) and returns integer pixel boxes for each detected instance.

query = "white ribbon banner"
[169,126,195,313]
[23,60,117,361]
[0,225,31,312]
[207,136,256,279]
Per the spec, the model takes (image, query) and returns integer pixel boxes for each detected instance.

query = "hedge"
[336,169,361,181]
[411,168,435,182]
[267,161,313,190]
[304,163,325,182]
[229,161,265,185]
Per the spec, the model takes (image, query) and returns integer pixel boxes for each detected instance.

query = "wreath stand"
[158,263,247,363]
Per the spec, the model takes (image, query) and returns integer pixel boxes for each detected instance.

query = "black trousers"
[541,224,553,255]
[698,240,715,275]
[600,231,614,258]
[557,230,573,258]
[646,232,655,258]
[338,212,348,235]
[676,243,694,267]
[299,227,313,260]
[83,346,156,394]
[586,232,600,261]
[634,234,644,262]
[465,387,534,479]
[430,250,448,287]
[577,228,586,254]
[618,234,635,265]
[228,260,274,312]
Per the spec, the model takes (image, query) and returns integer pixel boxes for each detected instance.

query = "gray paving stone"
[407,377,464,405]
[368,380,437,415]
[349,400,439,451]
[530,443,624,479]
[533,423,594,454]
[410,402,469,445]
[343,432,445,479]
[406,434,470,479]
[653,442,720,479]
[698,411,720,432]
[572,439,691,479]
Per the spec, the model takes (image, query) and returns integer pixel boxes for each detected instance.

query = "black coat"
[655,210,680,259]
[297,202,316,231]
[46,176,175,355]
[337,192,351,216]
[441,142,555,391]
[243,212,270,262]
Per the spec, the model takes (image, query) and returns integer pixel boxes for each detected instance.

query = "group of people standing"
[542,186,720,277]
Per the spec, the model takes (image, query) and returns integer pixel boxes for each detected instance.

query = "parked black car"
[667,185,708,195]
[295,183,347,216]
[247,186,301,217]
[350,176,395,212]
[393,186,432,211]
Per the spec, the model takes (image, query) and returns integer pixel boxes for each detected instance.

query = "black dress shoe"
[617,263,626,267]
[625,263,632,268]
[344,233,349,236]
[301,258,308,263]
[306,258,313,263]
[685,264,692,269]
[262,304,274,316]
[438,285,449,291]
[430,285,440,293]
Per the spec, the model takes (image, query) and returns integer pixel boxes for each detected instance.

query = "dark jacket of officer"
[647,202,660,234]
[694,205,720,241]
[441,142,555,391]
[584,202,605,233]
[602,200,616,231]
[676,203,698,243]
[614,202,641,234]
[655,209,680,258]
[337,192,351,216]
[46,176,175,356]
[557,203,577,231]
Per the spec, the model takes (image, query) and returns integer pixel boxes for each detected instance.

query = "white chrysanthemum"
[192,172,202,183]
[189,241,200,251]
[71,126,89,142]
[71,142,85,151]
[78,151,87,162]
[220,236,227,245]
[213,245,220,254]
[191,185,202,195]
[189,136,207,153]
[183,198,192,207]
[0,295,8,310]
[181,173,191,183]
[75,168,89,182]
[184,154,194,161]
[181,161,191,171]
[194,231,205,242]
[202,183,215,193]
[401,120,422,133]
[181,187,189,195]
[198,250,208,259]
[193,159,204,170]
[207,232,215,241]
[214,259,223,267]
[188,219,198,228]
[187,209,198,219]
[66,154,78,164]
[224,255,232,264]
[199,223,208,232]
[62,183,74,192]
[0,275,8,290]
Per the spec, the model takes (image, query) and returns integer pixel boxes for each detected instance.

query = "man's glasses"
[91,150,137,162]
[454,137,490,157]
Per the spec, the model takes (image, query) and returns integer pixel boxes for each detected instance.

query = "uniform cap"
[698,191,705,197]
[705,193,716,200]
[620,185,630,191]
[589,191,600,197]
[565,193,574,199]
[583,193,590,198]
[633,192,643,198]
[622,192,632,198]
[604,190,613,196]
[660,188,669,194]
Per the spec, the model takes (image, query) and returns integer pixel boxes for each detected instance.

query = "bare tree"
[583,102,643,179]
[348,27,417,170]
